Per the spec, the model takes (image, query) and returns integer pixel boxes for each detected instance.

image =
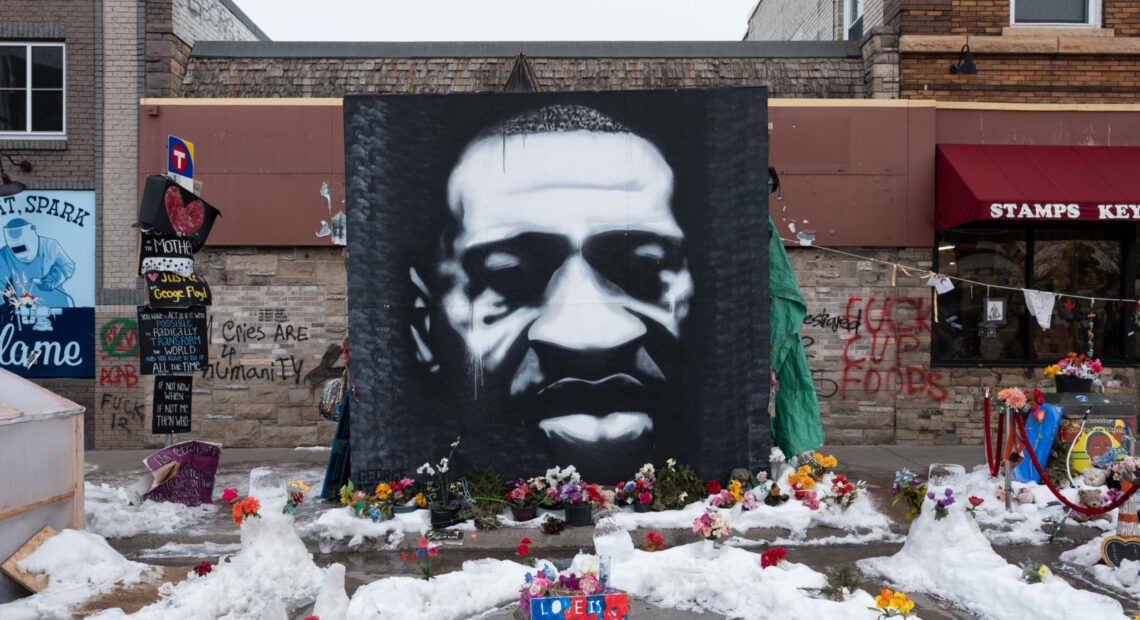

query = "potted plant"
[691,505,730,556]
[417,436,463,528]
[506,477,546,521]
[1044,352,1102,392]
[554,479,602,527]
[543,465,580,509]
[380,477,419,515]
[615,463,656,512]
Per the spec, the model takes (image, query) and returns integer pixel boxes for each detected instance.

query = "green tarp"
[768,217,824,457]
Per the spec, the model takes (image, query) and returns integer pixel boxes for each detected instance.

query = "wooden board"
[1,525,58,593]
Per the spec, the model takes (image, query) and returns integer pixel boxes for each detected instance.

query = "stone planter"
[510,505,538,522]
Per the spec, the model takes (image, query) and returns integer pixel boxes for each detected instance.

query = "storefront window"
[934,226,1131,365]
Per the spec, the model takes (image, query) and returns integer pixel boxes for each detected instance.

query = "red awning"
[935,144,1140,229]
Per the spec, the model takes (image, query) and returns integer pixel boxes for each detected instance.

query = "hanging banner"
[0,190,96,377]
[137,305,208,375]
[144,271,212,308]
[152,375,193,434]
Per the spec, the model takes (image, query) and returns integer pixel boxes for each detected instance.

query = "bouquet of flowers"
[615,463,656,507]
[506,477,546,508]
[890,469,927,520]
[822,474,865,511]
[516,563,620,618]
[996,386,1046,422]
[283,480,310,515]
[1044,352,1103,385]
[709,479,758,510]
[417,436,461,509]
[692,505,730,541]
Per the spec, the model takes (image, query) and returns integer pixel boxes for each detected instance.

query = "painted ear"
[409,267,440,373]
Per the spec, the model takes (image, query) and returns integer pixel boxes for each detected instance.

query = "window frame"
[0,41,66,139]
[844,0,865,41]
[931,222,1137,368]
[1010,0,1102,28]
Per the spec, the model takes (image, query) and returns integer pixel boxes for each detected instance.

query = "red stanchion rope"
[1012,413,1139,515]
[983,392,1000,477]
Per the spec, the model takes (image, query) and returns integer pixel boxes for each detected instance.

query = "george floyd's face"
[437,129,694,449]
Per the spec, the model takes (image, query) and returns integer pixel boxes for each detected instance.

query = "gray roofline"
[217,0,272,42]
[190,40,860,59]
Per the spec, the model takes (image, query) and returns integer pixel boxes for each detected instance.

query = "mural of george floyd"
[345,88,770,486]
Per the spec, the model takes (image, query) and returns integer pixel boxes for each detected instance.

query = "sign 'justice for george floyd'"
[344,89,771,485]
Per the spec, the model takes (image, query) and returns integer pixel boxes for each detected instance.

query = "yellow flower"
[891,592,914,613]
[1038,565,1050,577]
[414,492,428,508]
[374,483,392,501]
[1043,364,1061,378]
[729,480,744,502]
[875,588,892,608]
[823,455,837,468]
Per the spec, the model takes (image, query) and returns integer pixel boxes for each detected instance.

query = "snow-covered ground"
[2,456,1136,619]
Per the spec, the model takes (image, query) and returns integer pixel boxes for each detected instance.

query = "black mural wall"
[345,88,770,486]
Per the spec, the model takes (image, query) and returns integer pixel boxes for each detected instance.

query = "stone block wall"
[790,246,1139,445]
[746,0,838,41]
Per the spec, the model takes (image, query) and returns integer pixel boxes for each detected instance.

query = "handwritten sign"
[142,440,221,506]
[153,375,193,434]
[138,232,195,277]
[1102,535,1140,568]
[530,593,628,620]
[145,272,212,308]
[137,306,208,375]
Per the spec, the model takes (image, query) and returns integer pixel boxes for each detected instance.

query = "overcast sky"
[230,0,760,42]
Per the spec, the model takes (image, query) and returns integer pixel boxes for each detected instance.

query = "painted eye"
[483,251,522,271]
[633,243,665,261]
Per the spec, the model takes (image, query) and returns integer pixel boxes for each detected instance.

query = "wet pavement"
[82,445,1140,619]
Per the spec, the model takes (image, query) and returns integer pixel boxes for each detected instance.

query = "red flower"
[427,546,439,557]
[642,530,666,552]
[305,616,321,620]
[517,544,530,557]
[706,480,722,495]
[969,496,984,507]
[521,537,532,545]
[418,537,429,550]
[400,552,408,561]
[760,546,788,569]
[192,561,212,577]
[221,488,238,504]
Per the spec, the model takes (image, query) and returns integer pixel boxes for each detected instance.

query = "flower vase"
[633,502,652,513]
[699,538,719,558]
[510,505,538,522]
[564,503,593,527]
[1119,480,1140,538]
[429,504,462,528]
[1055,376,1093,393]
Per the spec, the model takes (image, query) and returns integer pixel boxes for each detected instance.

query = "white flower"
[450,436,461,449]
[678,491,687,503]
[417,463,434,475]
[665,458,676,469]
[770,447,786,463]
[439,457,449,473]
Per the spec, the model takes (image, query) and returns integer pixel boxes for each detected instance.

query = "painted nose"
[528,255,645,350]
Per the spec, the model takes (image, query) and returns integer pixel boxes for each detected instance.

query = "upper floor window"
[845,0,864,41]
[1011,0,1102,27]
[0,43,65,137]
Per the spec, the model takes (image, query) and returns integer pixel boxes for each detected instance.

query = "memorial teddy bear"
[1072,488,1113,523]
[1080,467,1109,488]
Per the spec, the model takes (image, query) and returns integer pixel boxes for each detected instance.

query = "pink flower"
[221,488,238,503]
[760,546,787,569]
[579,573,601,595]
[997,387,1027,410]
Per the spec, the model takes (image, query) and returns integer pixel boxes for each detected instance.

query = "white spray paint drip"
[788,222,796,233]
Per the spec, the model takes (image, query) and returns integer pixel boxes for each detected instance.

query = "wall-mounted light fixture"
[950,44,977,75]
[0,152,32,197]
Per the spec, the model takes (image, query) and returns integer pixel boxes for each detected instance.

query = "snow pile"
[860,482,1127,620]
[85,482,219,538]
[348,558,530,618]
[0,529,157,620]
[96,468,326,619]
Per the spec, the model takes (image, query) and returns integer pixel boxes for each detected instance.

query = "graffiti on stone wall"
[201,314,310,383]
[97,316,144,433]
[802,296,946,403]
[840,296,946,402]
[180,0,257,43]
